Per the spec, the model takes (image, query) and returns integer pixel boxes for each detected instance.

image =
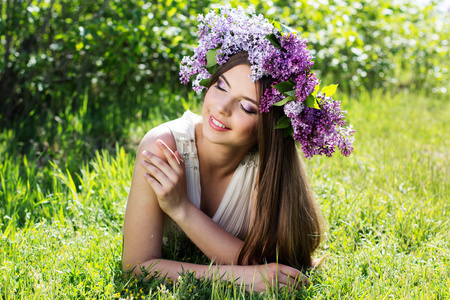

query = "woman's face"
[202,64,259,149]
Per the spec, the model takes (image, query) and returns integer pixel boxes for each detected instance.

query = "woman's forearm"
[169,200,244,265]
[129,258,305,293]
[130,258,257,289]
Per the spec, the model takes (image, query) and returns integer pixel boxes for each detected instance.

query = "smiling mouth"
[211,116,230,129]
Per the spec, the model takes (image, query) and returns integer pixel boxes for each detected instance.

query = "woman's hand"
[141,139,188,219]
[249,263,309,292]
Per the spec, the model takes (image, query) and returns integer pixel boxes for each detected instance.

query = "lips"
[209,115,230,131]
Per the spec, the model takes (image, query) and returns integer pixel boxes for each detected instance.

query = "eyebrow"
[220,75,258,105]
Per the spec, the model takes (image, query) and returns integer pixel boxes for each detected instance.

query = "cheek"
[242,119,258,141]
[202,89,217,109]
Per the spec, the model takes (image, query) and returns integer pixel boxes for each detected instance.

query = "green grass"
[0,88,449,299]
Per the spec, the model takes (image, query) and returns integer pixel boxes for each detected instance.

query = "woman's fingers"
[143,172,165,195]
[142,151,180,184]
[312,253,328,268]
[273,264,309,289]
[156,139,185,170]
[277,271,305,288]
[141,159,172,188]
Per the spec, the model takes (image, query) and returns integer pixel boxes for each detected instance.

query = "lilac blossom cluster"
[295,73,318,103]
[259,81,283,113]
[290,93,355,159]
[259,33,317,110]
[179,6,355,158]
[259,33,354,159]
[261,33,314,82]
[179,6,274,91]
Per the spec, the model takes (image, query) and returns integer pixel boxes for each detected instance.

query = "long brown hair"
[208,52,324,271]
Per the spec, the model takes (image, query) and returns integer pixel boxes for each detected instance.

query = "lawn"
[1,88,449,299]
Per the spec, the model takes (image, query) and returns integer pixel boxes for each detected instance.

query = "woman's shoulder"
[139,123,177,158]
[164,110,202,132]
[139,111,201,157]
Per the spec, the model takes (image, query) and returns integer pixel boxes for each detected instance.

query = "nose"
[215,95,233,116]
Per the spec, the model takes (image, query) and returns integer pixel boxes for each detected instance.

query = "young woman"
[122,7,354,292]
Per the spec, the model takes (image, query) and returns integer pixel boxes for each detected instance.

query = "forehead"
[222,64,258,100]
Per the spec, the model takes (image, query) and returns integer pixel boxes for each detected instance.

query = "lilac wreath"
[179,6,354,159]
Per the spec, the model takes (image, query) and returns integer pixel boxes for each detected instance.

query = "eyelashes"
[240,103,256,115]
[215,84,226,92]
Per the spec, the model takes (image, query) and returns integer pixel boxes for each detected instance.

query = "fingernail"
[142,150,149,157]
[156,139,163,146]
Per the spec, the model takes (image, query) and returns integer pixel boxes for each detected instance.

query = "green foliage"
[1,0,448,167]
[239,0,449,93]
[0,0,212,164]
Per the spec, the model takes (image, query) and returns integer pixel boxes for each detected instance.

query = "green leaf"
[279,23,297,35]
[285,90,296,97]
[265,34,281,49]
[207,64,219,77]
[275,115,291,129]
[312,84,320,97]
[321,84,339,97]
[272,21,282,33]
[199,78,211,88]
[206,49,218,68]
[305,95,320,109]
[272,20,297,35]
[273,81,295,93]
[274,96,295,106]
[283,125,294,138]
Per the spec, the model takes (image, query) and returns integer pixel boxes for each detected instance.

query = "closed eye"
[240,102,257,115]
[215,84,226,92]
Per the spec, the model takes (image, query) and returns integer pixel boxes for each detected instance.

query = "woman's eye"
[215,79,227,92]
[215,84,226,92]
[240,103,257,115]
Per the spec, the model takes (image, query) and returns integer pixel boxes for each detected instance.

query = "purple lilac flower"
[284,100,305,118]
[179,6,274,91]
[295,73,318,102]
[259,82,284,113]
[262,33,314,82]
[290,94,355,159]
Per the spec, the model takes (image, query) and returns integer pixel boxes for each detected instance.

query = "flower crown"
[180,6,355,159]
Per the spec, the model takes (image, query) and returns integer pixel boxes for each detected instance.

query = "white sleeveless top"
[162,111,259,239]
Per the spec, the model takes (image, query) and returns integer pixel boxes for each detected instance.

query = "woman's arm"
[122,127,245,270]
[130,257,307,292]
[122,126,173,269]
[140,139,246,265]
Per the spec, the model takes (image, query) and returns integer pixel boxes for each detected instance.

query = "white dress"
[162,111,259,240]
